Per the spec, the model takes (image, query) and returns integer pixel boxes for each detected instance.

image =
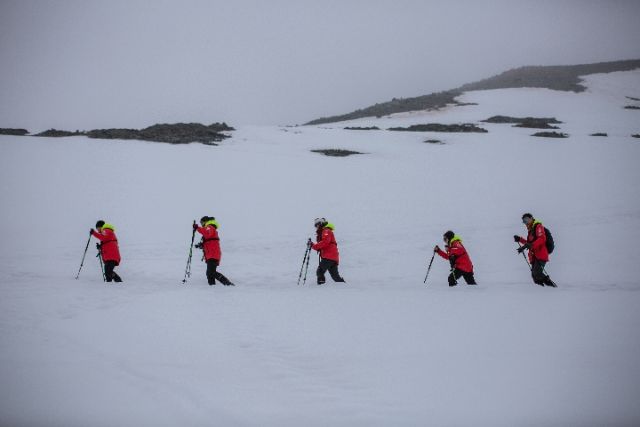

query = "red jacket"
[436,236,473,273]
[518,221,549,263]
[91,226,121,265]
[312,225,340,263]
[196,222,221,261]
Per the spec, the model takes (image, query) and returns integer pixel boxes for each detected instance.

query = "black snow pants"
[206,259,234,286]
[448,269,476,286]
[104,260,122,283]
[316,258,345,285]
[531,259,556,287]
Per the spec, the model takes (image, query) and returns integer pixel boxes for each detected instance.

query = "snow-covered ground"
[1,71,639,426]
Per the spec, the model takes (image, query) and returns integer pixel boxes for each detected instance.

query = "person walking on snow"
[434,230,477,286]
[514,213,556,287]
[310,218,345,285]
[194,216,234,286]
[90,220,122,282]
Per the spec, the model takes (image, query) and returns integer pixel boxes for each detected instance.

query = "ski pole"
[96,244,106,282]
[75,232,92,279]
[297,240,312,286]
[182,221,197,284]
[423,252,436,285]
[516,242,532,271]
[302,243,312,286]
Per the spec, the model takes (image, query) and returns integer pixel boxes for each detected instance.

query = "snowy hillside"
[1,70,640,426]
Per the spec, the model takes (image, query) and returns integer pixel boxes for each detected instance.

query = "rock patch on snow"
[344,126,380,131]
[34,129,84,137]
[311,149,365,157]
[388,123,488,133]
[30,122,234,145]
[531,131,568,138]
[0,128,29,136]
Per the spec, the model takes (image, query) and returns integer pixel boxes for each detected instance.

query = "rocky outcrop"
[532,131,568,138]
[30,122,234,145]
[34,129,84,137]
[388,123,488,133]
[86,122,234,145]
[311,149,364,157]
[0,128,29,136]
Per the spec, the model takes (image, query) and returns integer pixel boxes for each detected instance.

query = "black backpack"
[544,227,555,254]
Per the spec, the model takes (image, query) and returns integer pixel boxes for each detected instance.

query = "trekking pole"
[96,244,106,282]
[303,243,312,286]
[297,240,312,286]
[516,242,532,271]
[423,252,436,285]
[182,221,197,284]
[75,232,92,279]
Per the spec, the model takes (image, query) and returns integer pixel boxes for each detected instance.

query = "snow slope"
[1,71,639,426]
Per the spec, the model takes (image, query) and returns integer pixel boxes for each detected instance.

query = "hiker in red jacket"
[514,213,556,287]
[194,216,234,286]
[309,218,345,285]
[90,220,122,282]
[434,230,476,286]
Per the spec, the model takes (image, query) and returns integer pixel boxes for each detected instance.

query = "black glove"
[517,246,525,254]
[195,242,203,249]
[307,238,313,246]
[90,228,95,235]
[449,256,457,268]
[192,223,198,231]
[513,235,520,243]
[434,245,440,253]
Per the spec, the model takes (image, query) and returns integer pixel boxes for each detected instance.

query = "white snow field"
[1,71,640,426]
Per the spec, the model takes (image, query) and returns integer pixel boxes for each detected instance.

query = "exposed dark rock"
[626,96,640,101]
[482,115,562,124]
[307,90,461,125]
[344,126,380,130]
[513,122,560,129]
[624,105,640,110]
[388,123,488,133]
[0,128,29,136]
[311,149,364,157]
[30,122,233,145]
[590,133,608,137]
[305,59,640,125]
[632,134,640,138]
[531,131,568,138]
[34,129,85,137]
[423,139,444,144]
[86,122,233,145]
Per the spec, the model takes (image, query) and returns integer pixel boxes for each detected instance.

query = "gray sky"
[1,0,639,130]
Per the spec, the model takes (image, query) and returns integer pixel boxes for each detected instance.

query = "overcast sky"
[1,0,639,130]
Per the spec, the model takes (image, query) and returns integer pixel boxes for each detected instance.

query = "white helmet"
[314,217,327,227]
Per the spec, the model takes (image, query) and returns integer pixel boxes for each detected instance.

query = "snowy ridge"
[1,71,640,426]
